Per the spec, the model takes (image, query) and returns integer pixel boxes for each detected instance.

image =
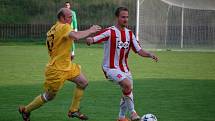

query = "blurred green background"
[0,0,136,25]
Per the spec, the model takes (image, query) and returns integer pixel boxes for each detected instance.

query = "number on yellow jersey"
[46,25,57,53]
[47,34,54,52]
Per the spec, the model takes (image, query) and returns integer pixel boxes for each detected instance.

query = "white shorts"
[103,67,133,87]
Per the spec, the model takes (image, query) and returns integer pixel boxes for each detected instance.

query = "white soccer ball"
[141,114,158,121]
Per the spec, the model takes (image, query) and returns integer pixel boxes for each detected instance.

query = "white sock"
[123,92,135,114]
[119,97,127,119]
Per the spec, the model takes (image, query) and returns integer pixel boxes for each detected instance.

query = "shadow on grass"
[0,78,215,121]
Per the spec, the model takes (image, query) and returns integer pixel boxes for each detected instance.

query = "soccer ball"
[141,114,158,121]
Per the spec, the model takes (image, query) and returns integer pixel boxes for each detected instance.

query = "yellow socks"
[69,87,84,112]
[24,87,84,113]
[25,95,45,112]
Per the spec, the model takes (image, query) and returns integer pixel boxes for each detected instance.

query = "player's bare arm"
[137,49,159,62]
[69,25,101,40]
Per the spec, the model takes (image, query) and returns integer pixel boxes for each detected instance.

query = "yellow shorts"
[44,63,81,94]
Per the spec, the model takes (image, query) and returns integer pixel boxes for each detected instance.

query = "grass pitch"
[0,43,215,121]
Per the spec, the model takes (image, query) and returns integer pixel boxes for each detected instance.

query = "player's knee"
[78,81,88,89]
[47,94,56,101]
[83,82,88,89]
[122,84,132,96]
[42,92,56,102]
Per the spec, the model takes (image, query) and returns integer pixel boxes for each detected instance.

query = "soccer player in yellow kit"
[18,8,101,121]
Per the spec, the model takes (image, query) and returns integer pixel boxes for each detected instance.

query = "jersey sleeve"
[93,28,110,44]
[62,24,72,38]
[130,32,142,53]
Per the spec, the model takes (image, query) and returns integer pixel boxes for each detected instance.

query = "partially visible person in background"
[65,1,78,60]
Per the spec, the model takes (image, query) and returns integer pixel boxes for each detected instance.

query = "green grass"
[0,43,215,121]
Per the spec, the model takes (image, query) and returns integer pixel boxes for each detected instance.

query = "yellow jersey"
[46,21,73,71]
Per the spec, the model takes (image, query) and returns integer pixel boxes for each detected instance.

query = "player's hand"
[70,52,75,60]
[86,37,94,46]
[89,25,101,34]
[150,53,159,62]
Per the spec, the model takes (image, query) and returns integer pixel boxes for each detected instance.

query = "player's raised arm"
[69,25,101,40]
[86,28,111,46]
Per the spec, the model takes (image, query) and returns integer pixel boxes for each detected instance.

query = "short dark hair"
[65,1,70,5]
[115,7,129,17]
[57,10,65,20]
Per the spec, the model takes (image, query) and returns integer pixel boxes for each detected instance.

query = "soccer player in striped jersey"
[86,7,158,121]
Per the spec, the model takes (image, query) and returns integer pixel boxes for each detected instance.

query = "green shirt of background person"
[65,1,78,60]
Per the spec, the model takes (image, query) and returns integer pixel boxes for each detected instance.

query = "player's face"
[63,11,72,24]
[65,3,71,9]
[117,11,129,27]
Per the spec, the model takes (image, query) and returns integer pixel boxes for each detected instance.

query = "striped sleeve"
[93,28,110,44]
[130,31,142,53]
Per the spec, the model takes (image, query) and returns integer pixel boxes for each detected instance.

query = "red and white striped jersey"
[93,26,142,72]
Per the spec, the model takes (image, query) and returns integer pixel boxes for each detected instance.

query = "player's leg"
[126,73,140,121]
[66,64,88,120]
[19,85,63,121]
[67,72,88,120]
[19,94,46,121]
[119,78,134,113]
[104,68,130,121]
[119,78,140,121]
[104,68,139,121]
[118,96,128,121]
[19,69,64,121]
[69,72,88,111]
[19,87,59,121]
